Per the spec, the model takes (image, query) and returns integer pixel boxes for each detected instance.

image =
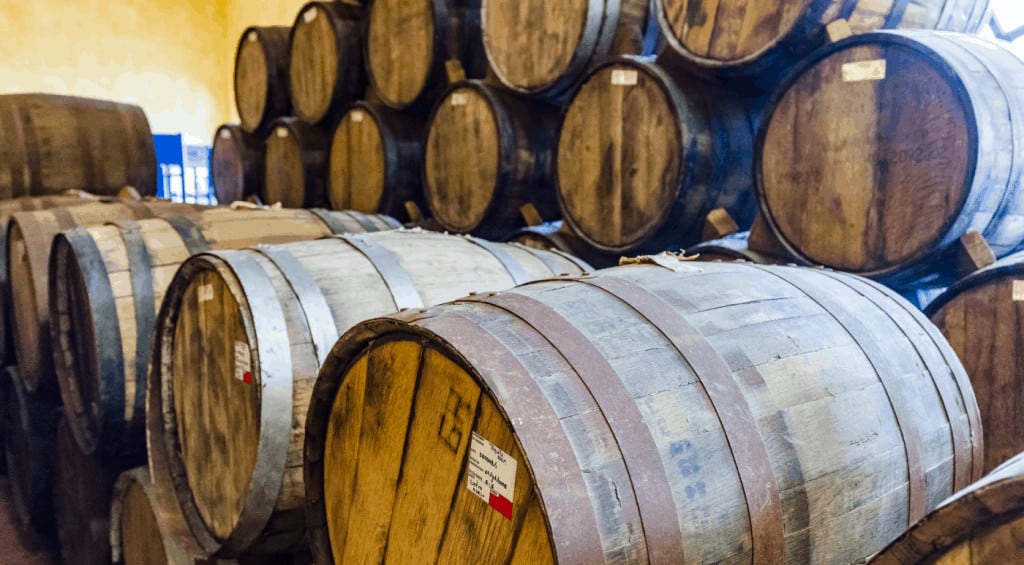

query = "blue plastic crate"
[154,134,217,205]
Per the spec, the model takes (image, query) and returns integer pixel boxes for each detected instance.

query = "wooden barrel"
[872,452,1024,563]
[482,0,656,98]
[688,231,784,264]
[558,57,756,254]
[54,415,138,565]
[925,251,1024,473]
[235,27,292,135]
[0,94,157,198]
[757,31,1024,287]
[288,1,367,126]
[424,81,560,239]
[50,208,399,457]
[146,230,588,557]
[366,0,487,111]
[212,125,263,205]
[653,0,991,77]
[509,221,618,269]
[305,259,983,563]
[263,118,330,209]
[328,102,424,220]
[7,200,204,395]
[3,367,57,539]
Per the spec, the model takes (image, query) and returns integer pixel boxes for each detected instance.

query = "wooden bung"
[263,117,330,209]
[49,208,399,457]
[288,1,366,126]
[212,124,264,205]
[557,57,757,254]
[146,231,589,557]
[306,260,982,563]
[424,81,560,239]
[652,0,992,77]
[482,0,656,98]
[7,199,205,396]
[0,94,158,198]
[235,26,292,135]
[328,102,425,221]
[758,31,1024,287]
[872,452,1024,563]
[366,0,488,111]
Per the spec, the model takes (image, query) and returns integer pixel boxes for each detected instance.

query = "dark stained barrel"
[3,367,58,539]
[424,81,560,239]
[50,208,398,457]
[872,452,1024,564]
[212,124,263,204]
[328,102,424,220]
[366,0,488,111]
[263,118,330,209]
[306,260,982,563]
[0,94,157,198]
[147,231,588,557]
[758,31,1024,287]
[558,57,757,254]
[653,0,991,77]
[235,27,292,135]
[483,0,656,99]
[289,1,367,126]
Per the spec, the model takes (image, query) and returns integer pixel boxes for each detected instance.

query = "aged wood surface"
[235,26,291,135]
[2,367,57,539]
[212,124,264,205]
[288,2,366,125]
[263,118,330,209]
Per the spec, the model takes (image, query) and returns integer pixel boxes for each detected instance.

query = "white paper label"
[842,59,886,82]
[450,92,468,106]
[234,341,252,383]
[247,31,258,42]
[351,110,364,123]
[1013,280,1024,302]
[467,432,517,519]
[198,284,214,302]
[276,127,289,138]
[219,129,231,139]
[303,7,318,23]
[611,69,639,86]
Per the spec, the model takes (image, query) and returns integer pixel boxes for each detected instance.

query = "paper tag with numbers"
[842,59,886,82]
[234,341,252,384]
[1013,281,1024,302]
[467,432,517,520]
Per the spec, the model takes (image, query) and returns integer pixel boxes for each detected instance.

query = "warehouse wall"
[0,1,308,140]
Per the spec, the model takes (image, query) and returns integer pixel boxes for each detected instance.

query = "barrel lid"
[557,58,684,252]
[289,2,342,124]
[329,103,387,213]
[757,32,976,276]
[234,28,270,133]
[264,119,306,208]
[212,126,246,205]
[366,0,438,108]
[924,250,1024,316]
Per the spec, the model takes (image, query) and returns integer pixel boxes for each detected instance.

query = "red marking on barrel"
[243,371,252,384]
[489,493,513,520]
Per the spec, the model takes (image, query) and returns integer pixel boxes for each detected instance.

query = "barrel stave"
[235,26,292,135]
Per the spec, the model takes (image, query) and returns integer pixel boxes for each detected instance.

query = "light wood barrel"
[50,208,399,457]
[925,251,1024,473]
[288,1,366,126]
[872,452,1024,563]
[483,0,656,98]
[328,102,424,220]
[367,0,488,111]
[558,57,756,253]
[759,31,1024,287]
[306,260,983,563]
[147,230,588,557]
[688,231,784,264]
[263,118,330,209]
[509,220,618,269]
[3,367,57,539]
[7,200,204,395]
[0,94,157,198]
[653,0,991,76]
[424,81,560,239]
[235,27,292,135]
[212,125,263,205]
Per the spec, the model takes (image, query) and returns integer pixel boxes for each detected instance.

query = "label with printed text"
[611,69,638,86]
[842,59,886,83]
[467,432,517,520]
[234,341,252,383]
[450,92,468,106]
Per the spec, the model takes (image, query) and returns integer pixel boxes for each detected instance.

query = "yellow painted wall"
[0,0,310,141]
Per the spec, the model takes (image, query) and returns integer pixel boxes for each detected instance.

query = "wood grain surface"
[263,118,329,208]
[288,2,366,125]
[211,124,263,205]
[235,27,292,135]
[367,0,435,108]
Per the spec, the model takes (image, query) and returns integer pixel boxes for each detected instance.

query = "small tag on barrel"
[1013,281,1024,302]
[219,129,231,140]
[351,110,364,123]
[198,284,214,303]
[276,127,289,138]
[611,69,638,86]
[450,92,468,107]
[247,31,258,42]
[303,7,318,23]
[467,432,517,520]
[842,60,886,82]
[234,341,252,384]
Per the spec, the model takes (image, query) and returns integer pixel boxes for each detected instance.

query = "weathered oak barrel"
[8,199,204,395]
[367,0,487,111]
[50,208,399,457]
[212,125,263,205]
[758,31,1024,287]
[925,251,1024,473]
[328,102,424,220]
[289,1,366,126]
[306,259,982,563]
[509,220,618,269]
[263,118,330,208]
[653,0,991,77]
[147,230,589,557]
[689,231,783,264]
[235,26,292,135]
[0,94,157,198]
[872,452,1024,563]
[424,81,560,239]
[483,0,656,98]
[3,367,57,538]
[558,57,756,254]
